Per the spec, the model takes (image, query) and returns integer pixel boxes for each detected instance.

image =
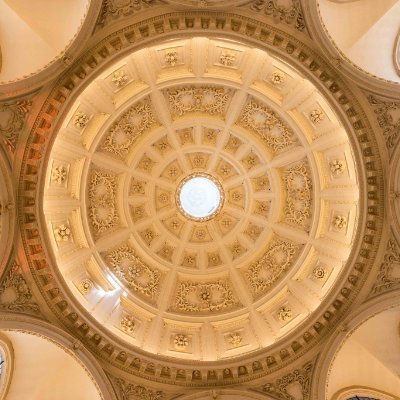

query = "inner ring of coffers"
[175,172,225,222]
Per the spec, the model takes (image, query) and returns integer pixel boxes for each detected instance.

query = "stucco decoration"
[0,263,40,314]
[259,361,313,400]
[368,95,400,151]
[249,0,306,32]
[0,100,31,152]
[371,233,400,295]
[18,10,383,386]
[43,37,359,364]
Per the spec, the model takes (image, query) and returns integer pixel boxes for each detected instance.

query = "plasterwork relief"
[367,95,400,151]
[167,87,231,117]
[88,169,119,237]
[371,234,400,295]
[283,162,312,229]
[97,0,158,28]
[112,377,165,400]
[244,237,300,296]
[0,99,31,152]
[106,244,162,300]
[239,99,297,154]
[248,0,306,33]
[19,20,378,386]
[0,263,40,314]
[259,362,313,400]
[173,279,239,313]
[101,100,157,159]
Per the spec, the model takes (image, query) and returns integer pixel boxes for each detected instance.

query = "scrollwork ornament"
[0,100,31,152]
[102,101,156,157]
[0,263,40,313]
[108,244,161,298]
[283,162,312,228]
[240,100,296,153]
[113,378,165,400]
[168,86,230,116]
[249,0,306,32]
[174,279,237,313]
[368,95,400,150]
[261,362,313,400]
[245,238,299,295]
[372,235,400,294]
[88,170,119,235]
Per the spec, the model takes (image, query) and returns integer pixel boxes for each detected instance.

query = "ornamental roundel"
[43,37,359,362]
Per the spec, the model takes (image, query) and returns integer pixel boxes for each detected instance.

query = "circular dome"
[43,37,359,362]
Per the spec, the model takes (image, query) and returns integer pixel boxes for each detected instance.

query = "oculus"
[176,173,223,221]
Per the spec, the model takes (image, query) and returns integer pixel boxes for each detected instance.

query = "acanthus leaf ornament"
[174,279,238,313]
[249,0,306,32]
[113,378,165,400]
[372,235,400,294]
[283,162,312,228]
[108,244,161,299]
[0,263,40,314]
[102,101,156,158]
[88,170,119,236]
[261,362,313,400]
[240,100,297,153]
[167,86,231,116]
[245,238,299,295]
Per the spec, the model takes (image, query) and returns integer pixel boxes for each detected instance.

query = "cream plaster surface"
[327,307,400,399]
[319,0,400,81]
[3,331,101,400]
[0,0,88,82]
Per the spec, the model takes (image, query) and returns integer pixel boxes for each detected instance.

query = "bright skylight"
[179,176,221,219]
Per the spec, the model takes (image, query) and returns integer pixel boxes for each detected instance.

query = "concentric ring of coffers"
[43,37,359,361]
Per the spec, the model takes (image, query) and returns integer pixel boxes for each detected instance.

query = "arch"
[332,385,399,400]
[313,292,400,399]
[0,313,117,400]
[0,332,14,400]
